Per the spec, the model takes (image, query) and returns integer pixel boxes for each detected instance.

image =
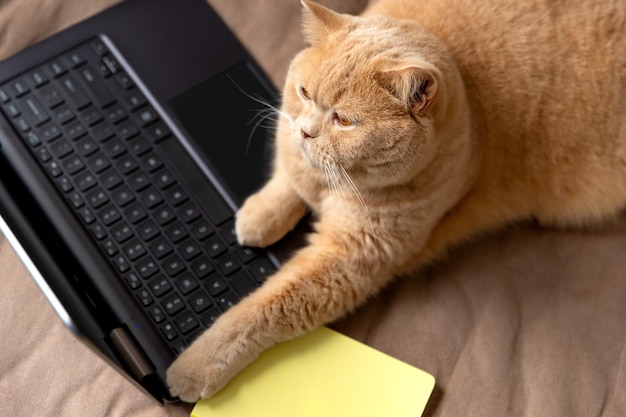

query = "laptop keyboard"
[0,36,276,354]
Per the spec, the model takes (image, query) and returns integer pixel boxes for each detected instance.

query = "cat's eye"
[334,113,354,127]
[299,85,312,100]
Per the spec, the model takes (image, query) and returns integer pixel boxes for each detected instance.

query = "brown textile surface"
[1,1,625,416]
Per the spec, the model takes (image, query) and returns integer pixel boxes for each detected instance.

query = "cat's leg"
[167,221,397,402]
[405,185,531,270]
[236,166,308,247]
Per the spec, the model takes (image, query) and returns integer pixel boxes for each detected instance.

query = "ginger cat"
[167,0,626,402]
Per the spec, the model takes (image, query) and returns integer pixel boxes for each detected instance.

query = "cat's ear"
[376,66,440,113]
[301,0,347,45]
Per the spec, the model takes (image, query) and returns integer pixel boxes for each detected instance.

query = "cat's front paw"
[166,307,263,402]
[236,192,296,247]
[166,342,232,402]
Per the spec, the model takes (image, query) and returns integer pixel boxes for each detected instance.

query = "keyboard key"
[63,120,87,141]
[147,275,172,297]
[122,91,146,111]
[154,204,176,226]
[78,66,115,107]
[24,131,42,148]
[141,152,163,172]
[135,288,154,307]
[52,104,74,124]
[154,169,175,189]
[191,256,215,278]
[234,245,260,264]
[178,202,201,224]
[217,254,241,276]
[205,275,227,296]
[101,238,118,256]
[146,121,171,142]
[75,137,98,156]
[8,79,29,97]
[160,322,178,341]
[115,155,139,175]
[148,305,166,323]
[49,138,73,159]
[63,155,86,175]
[162,292,185,316]
[112,186,135,207]
[112,254,131,273]
[89,222,107,240]
[80,107,103,126]
[99,205,121,226]
[123,239,147,261]
[149,236,173,259]
[18,96,49,126]
[166,185,188,206]
[188,290,212,313]
[137,257,160,279]
[25,69,48,89]
[124,203,147,224]
[174,311,199,334]
[163,254,185,277]
[105,104,127,124]
[137,219,160,241]
[205,235,227,258]
[56,176,73,193]
[88,153,111,173]
[116,119,139,140]
[128,136,151,156]
[2,102,20,118]
[125,272,142,290]
[190,218,213,240]
[39,122,62,142]
[116,72,134,90]
[165,221,189,243]
[111,221,134,243]
[216,290,238,311]
[91,122,115,142]
[86,187,109,208]
[100,169,123,190]
[248,258,276,283]
[37,84,64,108]
[58,74,90,109]
[140,187,163,208]
[175,273,199,295]
[75,171,97,191]
[66,51,86,68]
[102,55,121,74]
[90,39,107,55]
[133,106,158,127]
[179,238,202,261]
[44,59,67,79]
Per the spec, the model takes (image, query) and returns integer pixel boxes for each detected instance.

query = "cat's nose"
[301,128,317,140]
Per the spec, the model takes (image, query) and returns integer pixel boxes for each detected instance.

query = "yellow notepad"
[191,326,435,417]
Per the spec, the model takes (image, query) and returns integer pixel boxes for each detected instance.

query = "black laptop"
[0,0,301,403]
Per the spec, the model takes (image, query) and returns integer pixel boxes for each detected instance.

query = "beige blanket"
[1,1,625,416]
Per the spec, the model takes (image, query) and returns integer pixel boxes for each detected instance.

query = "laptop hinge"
[109,327,155,380]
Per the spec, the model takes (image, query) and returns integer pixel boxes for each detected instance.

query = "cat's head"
[281,1,456,190]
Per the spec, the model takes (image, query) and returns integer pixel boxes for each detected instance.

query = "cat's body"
[167,0,626,401]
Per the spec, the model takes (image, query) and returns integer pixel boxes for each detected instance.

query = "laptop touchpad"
[169,63,278,205]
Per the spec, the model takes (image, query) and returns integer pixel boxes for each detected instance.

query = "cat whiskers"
[226,74,294,154]
[324,163,378,247]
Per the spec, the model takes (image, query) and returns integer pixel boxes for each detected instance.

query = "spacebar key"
[157,136,233,225]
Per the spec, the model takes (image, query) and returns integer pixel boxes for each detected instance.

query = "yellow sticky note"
[191,326,435,417]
